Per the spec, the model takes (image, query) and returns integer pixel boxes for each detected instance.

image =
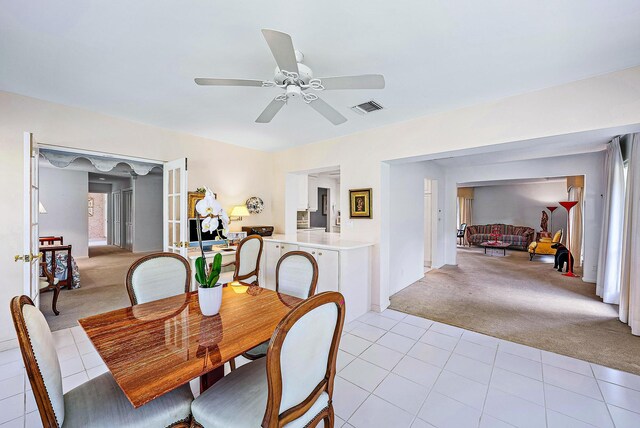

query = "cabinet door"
[316,249,339,292]
[308,176,319,211]
[264,242,281,290]
[299,246,339,293]
[297,175,309,211]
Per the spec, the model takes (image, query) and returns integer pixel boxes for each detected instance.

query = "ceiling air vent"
[351,100,383,115]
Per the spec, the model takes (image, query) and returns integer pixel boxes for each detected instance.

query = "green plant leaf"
[207,253,223,286]
[195,257,207,286]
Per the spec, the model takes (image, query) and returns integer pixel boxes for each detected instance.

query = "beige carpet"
[390,246,640,376]
[41,246,153,331]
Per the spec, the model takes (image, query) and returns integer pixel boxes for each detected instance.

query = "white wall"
[133,175,163,252]
[0,90,275,341]
[39,167,89,257]
[472,181,568,233]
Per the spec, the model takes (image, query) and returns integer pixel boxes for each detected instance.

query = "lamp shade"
[38,202,47,214]
[230,205,250,217]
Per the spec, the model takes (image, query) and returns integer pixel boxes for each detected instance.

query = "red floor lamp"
[559,201,579,278]
[546,205,557,233]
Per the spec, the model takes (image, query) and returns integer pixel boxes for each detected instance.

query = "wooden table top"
[78,285,301,408]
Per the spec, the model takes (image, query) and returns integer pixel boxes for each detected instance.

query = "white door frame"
[22,133,40,301]
[122,188,134,251]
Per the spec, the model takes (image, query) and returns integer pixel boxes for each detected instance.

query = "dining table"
[78,283,302,408]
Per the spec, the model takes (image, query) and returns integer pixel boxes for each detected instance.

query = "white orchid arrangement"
[195,187,230,237]
[194,187,229,288]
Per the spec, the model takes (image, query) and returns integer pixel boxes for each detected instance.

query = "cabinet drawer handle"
[319,252,323,256]
[275,245,279,248]
[311,251,315,255]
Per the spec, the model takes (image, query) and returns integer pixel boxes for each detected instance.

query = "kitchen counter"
[265,232,374,251]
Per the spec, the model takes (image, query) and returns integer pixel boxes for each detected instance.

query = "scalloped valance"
[40,149,161,176]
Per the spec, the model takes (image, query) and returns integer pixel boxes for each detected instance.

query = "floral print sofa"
[465,224,535,249]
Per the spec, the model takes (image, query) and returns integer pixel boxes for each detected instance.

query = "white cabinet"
[308,176,319,211]
[300,246,339,293]
[296,175,309,211]
[264,241,299,290]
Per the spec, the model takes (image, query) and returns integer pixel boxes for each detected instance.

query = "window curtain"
[458,197,473,244]
[568,186,583,266]
[619,133,640,335]
[596,138,625,303]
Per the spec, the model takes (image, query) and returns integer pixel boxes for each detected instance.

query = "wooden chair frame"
[39,261,62,315]
[39,236,64,246]
[222,235,264,285]
[261,291,345,428]
[125,252,191,305]
[12,295,191,428]
[40,245,73,290]
[11,295,61,428]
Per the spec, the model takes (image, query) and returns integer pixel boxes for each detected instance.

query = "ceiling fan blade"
[317,74,385,90]
[261,29,299,75]
[194,78,266,87]
[256,98,286,123]
[308,97,347,125]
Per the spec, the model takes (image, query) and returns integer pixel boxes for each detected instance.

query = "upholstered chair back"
[234,235,263,284]
[263,292,345,428]
[276,251,318,299]
[126,253,191,305]
[552,229,563,243]
[11,296,65,427]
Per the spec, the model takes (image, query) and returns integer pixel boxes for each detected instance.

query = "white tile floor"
[2,310,640,427]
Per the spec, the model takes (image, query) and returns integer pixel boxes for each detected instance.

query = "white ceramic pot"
[198,284,222,316]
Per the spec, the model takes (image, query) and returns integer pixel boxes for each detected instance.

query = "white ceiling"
[3,1,640,151]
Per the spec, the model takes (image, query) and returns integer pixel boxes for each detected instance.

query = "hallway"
[41,246,153,330]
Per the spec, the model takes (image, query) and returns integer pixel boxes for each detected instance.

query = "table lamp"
[229,205,250,221]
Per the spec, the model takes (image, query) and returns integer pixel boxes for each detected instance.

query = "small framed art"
[349,188,372,218]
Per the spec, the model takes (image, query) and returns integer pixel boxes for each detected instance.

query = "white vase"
[198,284,222,316]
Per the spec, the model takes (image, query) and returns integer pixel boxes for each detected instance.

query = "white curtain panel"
[619,134,640,335]
[568,187,583,267]
[596,138,625,303]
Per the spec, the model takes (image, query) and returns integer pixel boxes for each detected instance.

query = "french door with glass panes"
[163,158,188,257]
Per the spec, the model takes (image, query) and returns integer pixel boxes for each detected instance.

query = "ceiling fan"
[194,29,385,125]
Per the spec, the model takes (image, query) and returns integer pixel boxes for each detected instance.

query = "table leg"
[199,365,225,393]
[484,247,487,255]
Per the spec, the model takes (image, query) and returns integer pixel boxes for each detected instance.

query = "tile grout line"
[590,361,616,427]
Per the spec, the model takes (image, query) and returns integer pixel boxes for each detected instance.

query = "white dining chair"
[126,252,191,305]
[242,251,319,361]
[11,296,194,428]
[190,291,345,428]
[219,235,263,285]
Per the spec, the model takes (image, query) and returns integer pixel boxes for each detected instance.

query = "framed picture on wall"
[349,188,372,219]
[188,191,217,219]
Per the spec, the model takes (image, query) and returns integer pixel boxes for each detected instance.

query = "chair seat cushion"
[39,277,59,289]
[191,358,328,428]
[243,340,269,359]
[62,372,192,428]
